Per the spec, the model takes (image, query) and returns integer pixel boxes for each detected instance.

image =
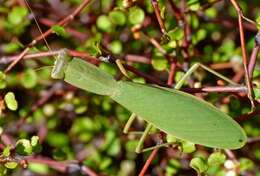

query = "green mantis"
[51,50,247,153]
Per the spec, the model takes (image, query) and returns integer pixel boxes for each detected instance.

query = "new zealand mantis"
[51,50,247,153]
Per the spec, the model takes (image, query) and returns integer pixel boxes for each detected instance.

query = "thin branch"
[125,54,151,64]
[224,149,239,164]
[229,0,255,109]
[247,136,260,143]
[25,157,98,176]
[167,62,177,86]
[151,0,166,34]
[138,148,159,176]
[39,18,87,41]
[200,0,223,11]
[248,32,260,79]
[123,64,165,86]
[1,49,99,65]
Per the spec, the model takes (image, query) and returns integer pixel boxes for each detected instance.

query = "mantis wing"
[111,81,246,149]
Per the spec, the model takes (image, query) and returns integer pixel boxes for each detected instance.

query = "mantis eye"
[51,49,70,79]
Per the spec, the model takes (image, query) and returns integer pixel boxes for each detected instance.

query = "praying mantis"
[51,49,247,153]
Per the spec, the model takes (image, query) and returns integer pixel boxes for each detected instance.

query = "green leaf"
[168,27,184,41]
[187,0,200,11]
[128,6,145,25]
[207,152,226,166]
[2,146,11,157]
[166,159,181,175]
[190,157,208,174]
[97,15,113,33]
[196,29,207,42]
[52,25,68,37]
[109,10,126,26]
[53,148,67,160]
[20,69,38,89]
[0,165,7,175]
[31,136,39,147]
[4,92,18,111]
[2,43,21,53]
[180,141,196,154]
[254,88,260,99]
[0,71,5,80]
[255,16,260,30]
[0,71,6,89]
[166,134,177,143]
[8,7,28,25]
[4,162,18,169]
[16,139,33,155]
[102,130,120,156]
[239,158,254,172]
[28,163,49,174]
[100,157,112,170]
[46,132,69,147]
[42,104,55,116]
[109,40,123,54]
[151,56,168,71]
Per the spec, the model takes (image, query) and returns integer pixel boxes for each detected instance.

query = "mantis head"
[51,49,71,79]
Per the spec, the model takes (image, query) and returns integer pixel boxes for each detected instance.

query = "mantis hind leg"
[124,117,175,153]
[123,113,142,135]
[135,123,176,153]
[175,63,239,90]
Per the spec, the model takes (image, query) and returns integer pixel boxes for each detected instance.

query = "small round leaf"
[4,92,18,111]
[109,10,126,26]
[128,7,145,25]
[97,15,113,32]
[16,139,33,155]
[208,152,226,166]
[190,157,208,174]
[109,40,122,54]
[21,69,37,89]
[4,162,18,169]
[180,141,196,154]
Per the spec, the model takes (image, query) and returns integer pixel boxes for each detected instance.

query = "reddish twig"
[125,54,151,64]
[123,64,165,86]
[1,49,99,65]
[167,62,177,86]
[230,0,255,109]
[138,148,159,176]
[39,18,87,41]
[26,156,98,176]
[168,0,183,23]
[151,0,166,34]
[248,32,260,79]
[200,0,223,11]
[247,136,260,143]
[210,62,233,70]
[168,0,191,59]
[4,48,30,73]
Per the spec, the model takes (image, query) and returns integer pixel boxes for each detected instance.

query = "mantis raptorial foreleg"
[117,60,240,153]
